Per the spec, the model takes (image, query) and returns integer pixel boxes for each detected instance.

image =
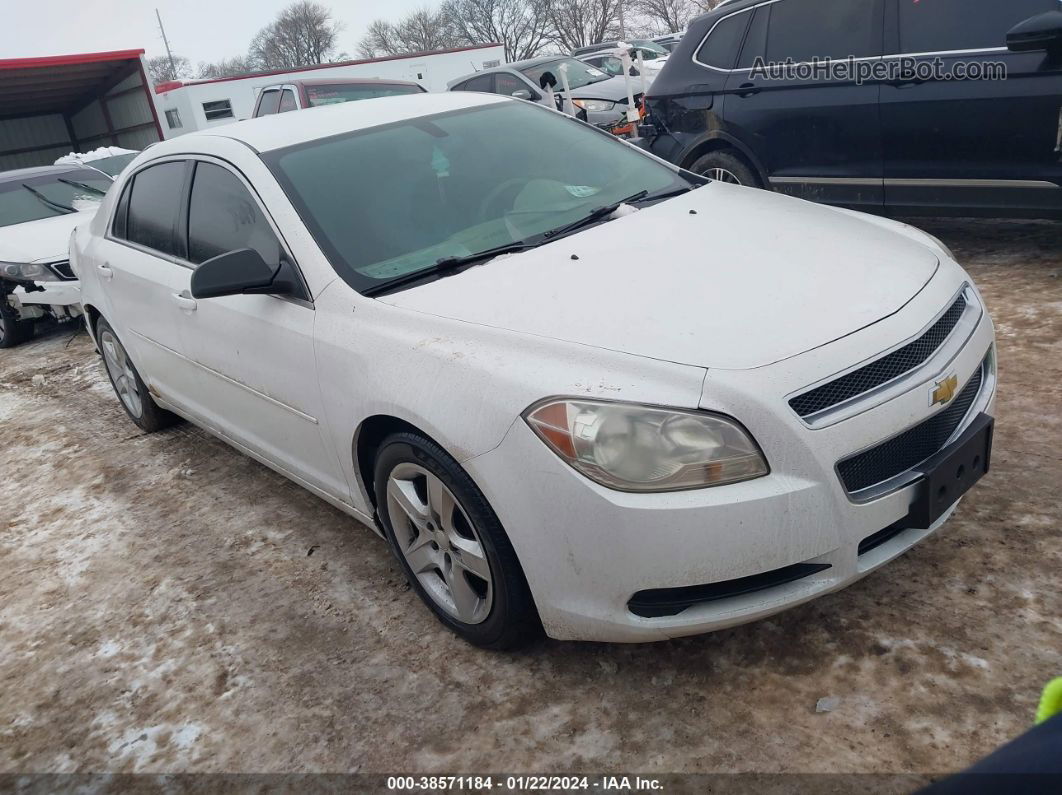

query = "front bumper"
[464,277,996,642]
[11,280,82,310]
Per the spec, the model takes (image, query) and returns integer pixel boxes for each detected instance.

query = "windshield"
[519,59,611,90]
[306,83,423,107]
[631,40,670,60]
[266,101,689,294]
[0,169,111,228]
[84,153,138,177]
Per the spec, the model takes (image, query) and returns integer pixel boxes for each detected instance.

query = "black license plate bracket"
[907,412,994,529]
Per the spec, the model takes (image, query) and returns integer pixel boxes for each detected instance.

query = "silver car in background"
[448,56,644,132]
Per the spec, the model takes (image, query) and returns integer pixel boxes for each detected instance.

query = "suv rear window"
[305,83,423,106]
[765,0,880,62]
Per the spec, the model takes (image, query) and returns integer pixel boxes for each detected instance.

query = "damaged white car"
[0,165,112,347]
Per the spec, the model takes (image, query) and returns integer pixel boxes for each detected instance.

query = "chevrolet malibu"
[72,93,997,648]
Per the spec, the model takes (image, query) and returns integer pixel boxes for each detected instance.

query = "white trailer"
[154,44,506,136]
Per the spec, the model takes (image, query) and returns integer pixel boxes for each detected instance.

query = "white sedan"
[72,92,996,647]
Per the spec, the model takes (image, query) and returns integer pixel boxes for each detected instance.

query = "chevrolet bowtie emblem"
[931,374,959,407]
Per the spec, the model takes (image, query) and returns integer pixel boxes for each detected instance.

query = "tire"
[95,318,179,433]
[374,431,540,649]
[0,300,35,349]
[688,150,762,188]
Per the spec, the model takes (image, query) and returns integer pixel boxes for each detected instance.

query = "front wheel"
[0,300,35,349]
[96,318,179,432]
[688,150,761,188]
[374,431,540,649]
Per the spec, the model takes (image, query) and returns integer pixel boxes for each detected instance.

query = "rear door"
[880,0,1062,216]
[101,160,203,411]
[723,0,886,210]
[176,159,348,501]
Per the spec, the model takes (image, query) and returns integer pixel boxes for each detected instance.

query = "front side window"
[494,72,532,96]
[897,0,1055,54]
[186,163,282,267]
[165,108,182,129]
[765,0,880,63]
[125,162,186,256]
[305,83,424,106]
[591,55,626,77]
[279,89,298,113]
[696,10,753,69]
[0,169,111,228]
[203,99,234,121]
[266,101,689,294]
[519,59,610,90]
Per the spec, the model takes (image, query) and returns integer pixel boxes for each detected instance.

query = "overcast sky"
[0,0,423,67]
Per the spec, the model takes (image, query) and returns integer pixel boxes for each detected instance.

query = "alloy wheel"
[99,329,144,419]
[706,167,743,185]
[386,462,494,625]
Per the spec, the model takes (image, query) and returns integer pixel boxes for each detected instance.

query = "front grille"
[837,362,984,493]
[790,293,968,418]
[48,261,77,280]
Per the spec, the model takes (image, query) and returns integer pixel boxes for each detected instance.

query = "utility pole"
[156,8,177,78]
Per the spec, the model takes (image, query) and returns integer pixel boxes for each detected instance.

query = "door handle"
[886,78,926,88]
[171,292,197,311]
[97,264,113,281]
[735,82,761,98]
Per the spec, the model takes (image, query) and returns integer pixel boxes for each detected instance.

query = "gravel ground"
[0,218,1059,784]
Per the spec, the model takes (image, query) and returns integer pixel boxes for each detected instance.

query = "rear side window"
[696,10,753,69]
[896,0,1055,54]
[112,182,131,239]
[279,89,298,113]
[126,162,186,256]
[454,74,493,92]
[257,90,281,116]
[186,162,282,267]
[765,0,880,62]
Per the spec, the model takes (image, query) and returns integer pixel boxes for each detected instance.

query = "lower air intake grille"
[49,261,76,280]
[837,362,984,493]
[790,293,968,418]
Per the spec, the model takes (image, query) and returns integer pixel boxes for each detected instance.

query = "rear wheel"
[689,150,761,188]
[96,318,179,432]
[374,431,540,649]
[0,300,35,349]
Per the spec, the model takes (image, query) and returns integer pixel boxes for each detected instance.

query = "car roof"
[446,55,577,87]
[146,91,508,156]
[259,77,422,89]
[0,164,88,183]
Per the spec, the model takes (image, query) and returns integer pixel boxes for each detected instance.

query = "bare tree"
[441,0,554,61]
[545,0,622,51]
[631,0,721,34]
[358,7,461,58]
[196,55,260,79]
[146,54,192,85]
[250,0,343,69]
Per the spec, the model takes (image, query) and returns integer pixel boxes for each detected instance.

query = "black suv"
[640,0,1062,219]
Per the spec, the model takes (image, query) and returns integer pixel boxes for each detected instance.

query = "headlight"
[524,399,768,492]
[0,261,61,282]
[571,99,616,112]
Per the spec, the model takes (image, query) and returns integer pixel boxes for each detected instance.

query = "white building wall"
[154,45,506,136]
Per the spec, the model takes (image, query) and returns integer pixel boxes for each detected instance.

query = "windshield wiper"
[540,190,648,241]
[58,178,107,196]
[363,241,538,297]
[22,184,75,214]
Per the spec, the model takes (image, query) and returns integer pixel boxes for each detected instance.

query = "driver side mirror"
[511,89,532,100]
[190,248,299,300]
[1007,10,1062,53]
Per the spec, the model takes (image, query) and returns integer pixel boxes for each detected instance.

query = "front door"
[880,0,1062,216]
[176,160,348,501]
[723,0,886,210]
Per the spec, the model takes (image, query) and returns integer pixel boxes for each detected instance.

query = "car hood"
[379,183,940,370]
[0,209,97,263]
